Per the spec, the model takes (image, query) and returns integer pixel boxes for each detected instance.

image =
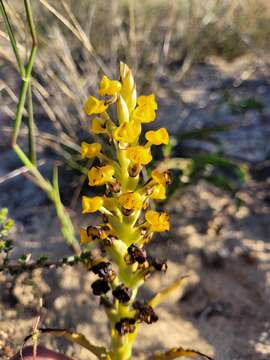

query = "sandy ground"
[1,55,270,359]
[0,179,270,360]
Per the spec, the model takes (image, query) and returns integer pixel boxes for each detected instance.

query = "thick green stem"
[110,329,137,360]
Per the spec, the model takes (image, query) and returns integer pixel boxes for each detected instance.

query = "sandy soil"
[0,178,270,360]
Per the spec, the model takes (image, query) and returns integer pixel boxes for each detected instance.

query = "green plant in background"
[158,125,248,199]
[0,0,80,253]
[0,208,14,263]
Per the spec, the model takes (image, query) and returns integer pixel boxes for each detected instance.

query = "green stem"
[52,167,81,254]
[27,80,36,164]
[24,0,38,46]
[0,0,25,76]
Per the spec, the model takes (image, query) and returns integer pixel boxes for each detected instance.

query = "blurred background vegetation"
[3,0,267,203]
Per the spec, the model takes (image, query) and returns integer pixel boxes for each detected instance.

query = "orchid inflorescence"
[80,63,171,359]
[78,63,212,360]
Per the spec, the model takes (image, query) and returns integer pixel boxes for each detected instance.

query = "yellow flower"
[81,142,102,159]
[145,210,170,232]
[99,75,121,96]
[145,128,169,145]
[138,94,158,110]
[113,122,140,144]
[149,184,166,200]
[82,196,103,213]
[91,117,107,134]
[88,165,115,186]
[132,104,156,123]
[151,169,171,186]
[80,228,91,244]
[126,146,152,165]
[84,96,108,115]
[118,192,143,211]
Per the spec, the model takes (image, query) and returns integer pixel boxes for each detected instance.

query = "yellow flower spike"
[82,196,103,213]
[117,95,130,124]
[80,228,91,244]
[138,94,158,110]
[126,145,152,165]
[151,169,172,186]
[113,122,140,144]
[149,184,166,200]
[145,128,169,146]
[145,210,170,232]
[99,75,122,96]
[81,142,102,159]
[118,192,143,211]
[84,96,108,115]
[120,62,137,112]
[132,104,156,123]
[88,165,115,186]
[91,117,107,134]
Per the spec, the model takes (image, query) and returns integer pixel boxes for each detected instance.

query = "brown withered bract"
[112,284,132,303]
[115,318,136,336]
[147,255,168,272]
[133,301,158,324]
[127,244,146,264]
[91,261,116,281]
[91,279,110,295]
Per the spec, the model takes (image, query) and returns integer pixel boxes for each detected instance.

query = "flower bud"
[117,95,129,124]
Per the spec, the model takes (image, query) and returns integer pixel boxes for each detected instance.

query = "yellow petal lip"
[82,196,103,213]
[80,228,91,244]
[84,96,108,115]
[91,117,107,134]
[113,121,140,144]
[138,94,158,110]
[132,104,156,123]
[149,184,166,200]
[145,210,170,232]
[118,192,143,210]
[126,146,152,165]
[151,169,171,186]
[145,128,169,145]
[81,142,102,159]
[99,75,122,96]
[88,165,115,186]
